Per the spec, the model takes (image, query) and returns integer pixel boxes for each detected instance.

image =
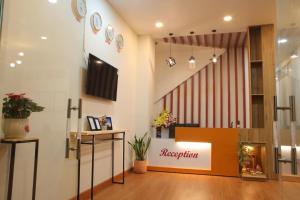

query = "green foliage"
[128,133,151,161]
[239,143,250,167]
[2,93,44,119]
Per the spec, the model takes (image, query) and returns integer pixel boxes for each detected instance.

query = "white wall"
[0,0,154,199]
[135,36,155,136]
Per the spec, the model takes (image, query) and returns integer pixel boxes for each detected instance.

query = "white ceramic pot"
[2,118,29,139]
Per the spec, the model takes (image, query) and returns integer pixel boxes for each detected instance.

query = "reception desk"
[148,127,239,177]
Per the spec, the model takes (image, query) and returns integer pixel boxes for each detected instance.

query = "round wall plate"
[90,12,102,32]
[75,0,87,19]
[105,25,114,43]
[116,34,124,50]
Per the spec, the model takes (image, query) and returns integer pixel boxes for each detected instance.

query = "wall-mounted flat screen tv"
[86,54,118,101]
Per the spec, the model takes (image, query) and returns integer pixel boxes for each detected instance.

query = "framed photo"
[94,117,102,131]
[87,116,97,131]
[106,117,113,130]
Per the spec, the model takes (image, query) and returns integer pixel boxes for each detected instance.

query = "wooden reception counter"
[148,127,239,177]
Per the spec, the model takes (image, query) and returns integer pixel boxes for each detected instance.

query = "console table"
[0,138,39,200]
[71,130,126,200]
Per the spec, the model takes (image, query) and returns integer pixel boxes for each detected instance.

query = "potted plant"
[128,133,151,174]
[153,110,176,138]
[2,93,44,139]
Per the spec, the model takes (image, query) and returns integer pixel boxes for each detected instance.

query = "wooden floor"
[94,171,300,200]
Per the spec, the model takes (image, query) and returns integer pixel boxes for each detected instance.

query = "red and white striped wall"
[155,47,250,128]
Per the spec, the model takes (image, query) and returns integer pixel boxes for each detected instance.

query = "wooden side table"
[0,138,39,200]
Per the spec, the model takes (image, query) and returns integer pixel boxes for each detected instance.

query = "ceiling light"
[166,33,176,67]
[188,31,196,68]
[212,54,218,63]
[211,30,218,63]
[166,57,176,67]
[18,52,24,56]
[155,22,164,28]
[223,15,232,22]
[291,54,298,59]
[48,0,58,3]
[10,63,16,68]
[40,36,48,40]
[96,60,102,64]
[189,56,196,64]
[16,60,22,65]
[278,38,288,44]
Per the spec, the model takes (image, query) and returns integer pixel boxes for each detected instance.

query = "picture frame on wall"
[106,117,113,130]
[87,116,97,131]
[94,117,102,131]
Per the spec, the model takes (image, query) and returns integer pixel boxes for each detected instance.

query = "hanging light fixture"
[166,33,176,67]
[211,29,218,63]
[188,31,196,68]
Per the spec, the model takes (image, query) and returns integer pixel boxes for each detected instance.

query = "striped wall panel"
[155,47,250,128]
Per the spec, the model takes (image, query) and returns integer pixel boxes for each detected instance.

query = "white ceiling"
[107,0,276,38]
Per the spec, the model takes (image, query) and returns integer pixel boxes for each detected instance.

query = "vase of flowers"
[2,93,44,139]
[153,110,176,138]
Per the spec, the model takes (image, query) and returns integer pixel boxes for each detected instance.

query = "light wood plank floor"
[95,172,300,200]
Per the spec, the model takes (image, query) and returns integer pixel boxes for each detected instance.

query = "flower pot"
[2,118,29,139]
[133,160,147,174]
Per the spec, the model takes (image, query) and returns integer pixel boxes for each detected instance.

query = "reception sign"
[148,138,211,170]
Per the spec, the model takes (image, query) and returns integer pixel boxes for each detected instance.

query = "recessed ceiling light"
[155,22,164,28]
[10,63,16,68]
[96,60,102,64]
[223,15,232,22]
[290,54,298,59]
[48,0,58,4]
[278,38,288,44]
[40,36,48,40]
[18,52,24,56]
[16,60,22,65]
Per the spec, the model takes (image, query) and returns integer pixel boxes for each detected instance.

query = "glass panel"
[276,0,300,180]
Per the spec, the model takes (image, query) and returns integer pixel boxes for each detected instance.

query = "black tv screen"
[86,54,118,101]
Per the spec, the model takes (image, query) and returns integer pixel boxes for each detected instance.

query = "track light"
[166,33,176,67]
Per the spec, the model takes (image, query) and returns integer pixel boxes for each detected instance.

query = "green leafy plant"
[2,93,44,119]
[128,133,151,161]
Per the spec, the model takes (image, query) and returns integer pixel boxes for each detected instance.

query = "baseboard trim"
[281,174,300,182]
[70,169,132,200]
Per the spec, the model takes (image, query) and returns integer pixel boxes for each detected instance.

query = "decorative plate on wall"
[105,25,114,44]
[116,34,124,51]
[90,12,102,32]
[72,0,87,20]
